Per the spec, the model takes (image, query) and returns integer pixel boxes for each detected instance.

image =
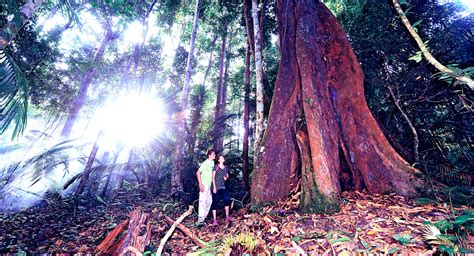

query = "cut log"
[96,219,129,254]
[95,208,151,256]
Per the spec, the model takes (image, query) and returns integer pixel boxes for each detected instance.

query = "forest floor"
[0,188,473,255]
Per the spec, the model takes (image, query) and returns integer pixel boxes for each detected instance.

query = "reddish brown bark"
[250,0,301,203]
[96,208,151,255]
[251,0,422,212]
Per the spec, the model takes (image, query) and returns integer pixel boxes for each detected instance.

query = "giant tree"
[251,0,423,213]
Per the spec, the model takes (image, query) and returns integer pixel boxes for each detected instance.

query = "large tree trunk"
[251,0,422,213]
[213,28,227,153]
[171,0,201,195]
[242,44,251,191]
[61,29,116,138]
[252,0,265,149]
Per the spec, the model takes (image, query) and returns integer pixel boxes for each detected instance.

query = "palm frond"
[0,49,28,140]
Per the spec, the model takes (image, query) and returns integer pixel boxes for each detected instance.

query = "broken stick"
[156,205,193,255]
[164,215,207,248]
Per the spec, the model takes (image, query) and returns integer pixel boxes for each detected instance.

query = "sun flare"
[95,93,166,148]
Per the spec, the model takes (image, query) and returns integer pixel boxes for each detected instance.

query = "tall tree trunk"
[102,149,121,197]
[243,0,255,59]
[242,44,251,191]
[171,0,201,195]
[252,0,265,150]
[0,0,45,49]
[202,35,218,87]
[251,0,422,213]
[121,0,158,88]
[75,131,103,195]
[213,27,227,153]
[61,29,116,138]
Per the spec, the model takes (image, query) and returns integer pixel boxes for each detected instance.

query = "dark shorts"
[211,188,231,210]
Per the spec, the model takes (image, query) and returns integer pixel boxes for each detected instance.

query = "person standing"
[196,149,216,224]
[211,154,231,225]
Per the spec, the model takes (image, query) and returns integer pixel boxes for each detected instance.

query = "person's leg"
[202,185,212,221]
[222,189,231,221]
[211,189,219,225]
[198,189,206,223]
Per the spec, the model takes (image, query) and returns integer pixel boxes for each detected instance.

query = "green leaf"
[392,233,412,245]
[361,240,369,248]
[96,195,107,205]
[412,19,423,27]
[329,237,351,244]
[292,236,302,242]
[408,51,423,63]
[387,247,400,254]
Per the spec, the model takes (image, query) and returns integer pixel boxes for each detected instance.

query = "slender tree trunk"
[214,29,233,153]
[387,86,420,164]
[102,149,121,197]
[171,0,201,195]
[61,29,116,138]
[213,27,227,153]
[75,131,103,195]
[251,0,423,213]
[0,0,45,49]
[202,35,218,87]
[252,0,265,150]
[242,44,251,191]
[392,0,474,89]
[243,0,255,59]
[121,0,158,88]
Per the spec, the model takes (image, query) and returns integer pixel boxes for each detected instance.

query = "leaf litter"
[0,189,472,254]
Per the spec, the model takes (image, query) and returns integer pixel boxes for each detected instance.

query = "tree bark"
[243,0,255,59]
[61,29,116,138]
[0,0,45,49]
[213,27,227,153]
[171,0,201,195]
[242,44,251,191]
[202,35,218,87]
[251,0,422,212]
[75,131,103,195]
[252,0,265,150]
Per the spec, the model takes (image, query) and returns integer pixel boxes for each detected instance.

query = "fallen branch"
[164,215,207,248]
[156,205,194,255]
[392,0,474,89]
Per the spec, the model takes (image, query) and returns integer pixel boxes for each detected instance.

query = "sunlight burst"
[95,93,166,148]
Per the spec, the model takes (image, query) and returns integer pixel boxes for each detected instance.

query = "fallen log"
[96,219,129,254]
[95,207,151,256]
[164,215,207,248]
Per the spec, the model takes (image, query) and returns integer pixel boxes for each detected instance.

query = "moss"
[301,181,340,214]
